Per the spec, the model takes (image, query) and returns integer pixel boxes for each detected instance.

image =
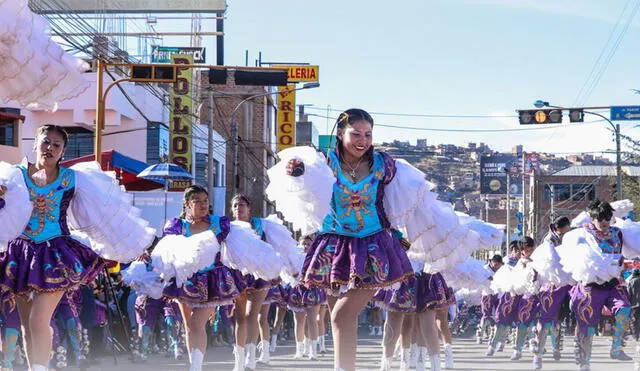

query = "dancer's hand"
[0,185,6,197]
[286,159,305,177]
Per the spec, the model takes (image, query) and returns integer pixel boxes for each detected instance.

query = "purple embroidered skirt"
[0,236,104,296]
[373,275,417,313]
[163,264,247,306]
[416,272,453,312]
[288,285,327,312]
[302,229,413,295]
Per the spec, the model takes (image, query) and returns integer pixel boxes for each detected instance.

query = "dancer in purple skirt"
[0,296,23,370]
[532,216,572,369]
[230,194,301,370]
[376,258,419,371]
[486,241,522,357]
[0,125,156,371]
[566,201,632,370]
[509,237,540,362]
[476,255,503,344]
[268,108,484,371]
[133,295,163,362]
[162,186,246,371]
[287,235,326,361]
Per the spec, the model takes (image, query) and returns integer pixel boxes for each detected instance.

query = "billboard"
[152,46,206,64]
[480,154,522,196]
[169,54,193,190]
[29,0,227,13]
[276,85,296,152]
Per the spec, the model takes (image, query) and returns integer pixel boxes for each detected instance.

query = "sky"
[146,0,640,157]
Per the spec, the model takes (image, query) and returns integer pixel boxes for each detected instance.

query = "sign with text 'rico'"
[169,54,193,190]
[277,85,296,152]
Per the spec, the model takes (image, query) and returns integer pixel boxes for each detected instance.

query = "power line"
[307,113,623,133]
[306,106,518,119]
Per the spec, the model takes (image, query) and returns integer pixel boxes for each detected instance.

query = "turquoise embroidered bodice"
[182,215,222,238]
[20,165,75,243]
[320,150,390,237]
[584,224,623,255]
[250,217,264,239]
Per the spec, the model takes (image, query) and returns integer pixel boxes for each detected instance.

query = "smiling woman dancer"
[162,186,246,371]
[0,124,156,371]
[267,108,484,371]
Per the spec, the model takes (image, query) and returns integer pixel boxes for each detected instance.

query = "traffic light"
[234,69,288,86]
[130,64,176,82]
[208,68,228,84]
[569,109,584,122]
[518,109,563,125]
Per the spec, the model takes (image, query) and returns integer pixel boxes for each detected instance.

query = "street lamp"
[231,82,320,190]
[534,100,622,200]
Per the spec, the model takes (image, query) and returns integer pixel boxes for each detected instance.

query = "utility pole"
[616,123,622,200]
[232,117,239,191]
[521,152,527,237]
[207,90,215,206]
[549,184,555,220]
[506,172,511,255]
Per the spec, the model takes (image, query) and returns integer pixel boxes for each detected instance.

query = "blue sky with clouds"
[153,0,640,156]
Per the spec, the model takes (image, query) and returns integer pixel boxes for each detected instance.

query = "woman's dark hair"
[179,185,212,218]
[490,254,503,264]
[587,199,614,222]
[520,236,535,248]
[332,108,375,167]
[553,216,571,229]
[231,194,251,208]
[508,240,521,252]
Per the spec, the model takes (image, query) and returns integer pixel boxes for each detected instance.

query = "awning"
[60,150,164,191]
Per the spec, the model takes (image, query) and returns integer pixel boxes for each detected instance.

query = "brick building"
[197,71,277,217]
[530,165,640,241]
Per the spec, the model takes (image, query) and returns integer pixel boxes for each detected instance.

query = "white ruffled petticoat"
[0,162,31,252]
[441,257,493,293]
[530,240,575,287]
[266,146,335,236]
[556,228,622,285]
[0,0,89,110]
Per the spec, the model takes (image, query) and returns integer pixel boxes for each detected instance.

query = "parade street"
[60,333,632,371]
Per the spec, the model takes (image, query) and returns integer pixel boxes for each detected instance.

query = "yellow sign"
[169,54,193,189]
[282,65,319,82]
[277,85,296,152]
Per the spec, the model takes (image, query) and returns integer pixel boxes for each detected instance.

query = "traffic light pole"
[616,123,622,200]
[583,110,623,200]
[529,101,623,200]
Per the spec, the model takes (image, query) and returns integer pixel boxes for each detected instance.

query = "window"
[64,127,93,159]
[147,122,169,164]
[0,122,16,146]
[194,155,219,187]
[195,152,207,186]
[544,183,595,201]
[543,184,570,201]
[571,183,595,201]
